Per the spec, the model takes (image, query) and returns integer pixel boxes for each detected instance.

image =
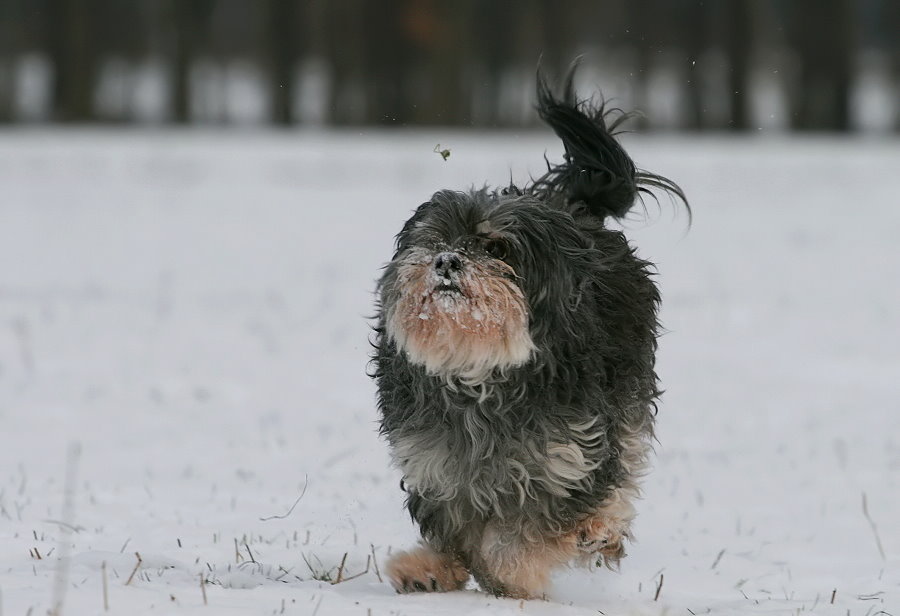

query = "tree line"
[0,0,897,130]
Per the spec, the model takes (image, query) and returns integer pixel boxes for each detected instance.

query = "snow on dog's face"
[384,246,532,383]
[379,191,537,383]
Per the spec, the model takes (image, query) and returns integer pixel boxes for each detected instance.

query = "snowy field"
[1,129,899,616]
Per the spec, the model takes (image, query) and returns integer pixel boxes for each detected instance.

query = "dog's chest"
[390,419,601,510]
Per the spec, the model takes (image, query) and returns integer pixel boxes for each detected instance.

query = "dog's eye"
[484,238,509,260]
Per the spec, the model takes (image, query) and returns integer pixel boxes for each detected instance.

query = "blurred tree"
[362,0,414,125]
[0,1,16,122]
[789,0,853,131]
[624,0,656,130]
[860,0,900,131]
[98,0,148,122]
[325,0,366,124]
[892,2,900,131]
[623,0,712,131]
[724,0,752,131]
[168,0,214,123]
[470,0,516,126]
[405,0,471,125]
[678,0,710,130]
[47,0,99,121]
[265,0,301,125]
[534,0,568,82]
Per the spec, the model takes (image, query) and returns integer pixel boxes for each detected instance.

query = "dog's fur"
[371,64,687,599]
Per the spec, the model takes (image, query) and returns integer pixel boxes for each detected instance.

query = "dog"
[371,64,687,599]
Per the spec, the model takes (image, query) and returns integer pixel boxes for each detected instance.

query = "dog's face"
[378,189,594,383]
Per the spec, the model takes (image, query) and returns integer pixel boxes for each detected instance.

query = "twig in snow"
[370,544,382,583]
[101,561,108,611]
[124,553,143,586]
[831,589,836,604]
[311,595,324,616]
[244,542,257,564]
[710,549,725,570]
[119,538,130,553]
[861,492,886,560]
[333,553,348,584]
[259,476,308,522]
[200,573,207,606]
[334,555,370,584]
[654,573,664,601]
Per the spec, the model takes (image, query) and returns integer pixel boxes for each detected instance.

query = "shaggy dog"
[371,65,687,599]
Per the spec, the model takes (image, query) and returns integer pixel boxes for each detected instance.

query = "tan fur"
[475,523,580,599]
[474,486,639,600]
[385,545,470,593]
[572,486,638,568]
[385,249,534,384]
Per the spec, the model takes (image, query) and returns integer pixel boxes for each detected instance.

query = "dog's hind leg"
[385,544,470,593]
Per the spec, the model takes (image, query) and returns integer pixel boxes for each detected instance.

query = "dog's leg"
[574,486,637,568]
[385,544,469,593]
[472,523,578,599]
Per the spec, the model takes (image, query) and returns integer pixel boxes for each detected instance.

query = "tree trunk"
[725,0,751,131]
[791,0,853,131]
[48,0,97,122]
[266,0,300,125]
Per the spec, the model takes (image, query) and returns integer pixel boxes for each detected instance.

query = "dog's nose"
[434,252,462,277]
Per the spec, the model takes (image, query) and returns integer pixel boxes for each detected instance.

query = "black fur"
[372,64,688,597]
[532,65,689,222]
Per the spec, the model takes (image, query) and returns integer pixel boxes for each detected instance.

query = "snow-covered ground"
[1,130,898,616]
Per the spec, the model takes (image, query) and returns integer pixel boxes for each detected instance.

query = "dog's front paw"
[576,518,628,568]
[385,546,469,593]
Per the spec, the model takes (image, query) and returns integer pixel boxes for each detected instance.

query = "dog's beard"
[385,248,535,383]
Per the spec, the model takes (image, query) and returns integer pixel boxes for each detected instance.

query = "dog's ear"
[393,200,436,255]
[533,60,689,223]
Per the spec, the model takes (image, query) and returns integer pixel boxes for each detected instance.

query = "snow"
[1,129,899,616]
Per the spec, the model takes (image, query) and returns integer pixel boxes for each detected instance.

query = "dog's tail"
[531,62,688,221]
